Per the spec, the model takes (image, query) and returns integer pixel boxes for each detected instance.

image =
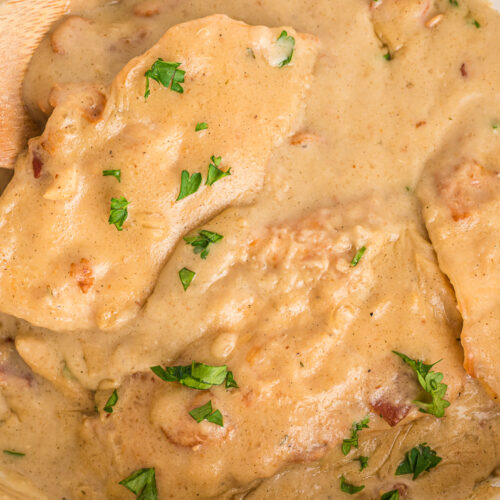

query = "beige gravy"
[0,0,499,498]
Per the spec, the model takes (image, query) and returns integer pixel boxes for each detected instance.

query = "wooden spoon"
[0,0,69,169]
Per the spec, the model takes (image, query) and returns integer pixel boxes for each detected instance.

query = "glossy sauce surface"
[0,0,499,498]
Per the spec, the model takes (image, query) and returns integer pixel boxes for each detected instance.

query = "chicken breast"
[0,14,318,332]
[418,159,500,398]
[80,198,466,498]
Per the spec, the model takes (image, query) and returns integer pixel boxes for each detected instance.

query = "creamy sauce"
[0,0,499,498]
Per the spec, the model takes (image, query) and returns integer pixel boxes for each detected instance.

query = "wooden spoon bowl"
[0,0,68,169]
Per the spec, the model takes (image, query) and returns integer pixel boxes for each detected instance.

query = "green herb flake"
[103,389,118,414]
[109,197,129,231]
[342,416,370,455]
[350,246,366,267]
[206,155,231,186]
[225,370,239,389]
[247,47,256,59]
[396,443,442,480]
[177,170,202,201]
[493,123,499,130]
[3,450,25,457]
[102,169,121,182]
[144,59,184,98]
[184,229,223,259]
[381,490,399,500]
[119,467,158,500]
[151,361,236,391]
[195,122,208,132]
[393,351,450,417]
[355,455,369,470]
[189,400,224,426]
[276,30,295,67]
[472,19,480,28]
[340,475,365,495]
[179,267,195,291]
[449,0,459,6]
[383,52,392,61]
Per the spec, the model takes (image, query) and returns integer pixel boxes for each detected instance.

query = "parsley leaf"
[103,389,118,413]
[195,122,208,131]
[189,400,224,426]
[144,59,184,98]
[340,476,365,495]
[119,468,157,500]
[342,416,370,455]
[225,371,239,389]
[355,456,368,470]
[150,361,237,390]
[109,197,129,231]
[396,443,442,480]
[177,170,202,201]
[351,246,366,267]
[179,267,195,291]
[206,155,231,186]
[276,30,295,67]
[184,229,223,259]
[449,0,459,6]
[381,490,399,500]
[392,351,450,417]
[102,169,121,182]
[3,450,25,457]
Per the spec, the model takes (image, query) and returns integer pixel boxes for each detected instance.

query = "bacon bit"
[415,121,426,128]
[290,132,321,148]
[32,152,43,179]
[460,63,468,77]
[134,0,162,17]
[70,258,94,293]
[425,14,444,28]
[370,398,410,426]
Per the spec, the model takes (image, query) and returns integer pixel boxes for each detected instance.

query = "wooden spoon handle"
[0,0,68,169]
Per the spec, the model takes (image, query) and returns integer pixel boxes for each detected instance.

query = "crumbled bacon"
[32,152,43,178]
[70,258,94,293]
[370,398,410,427]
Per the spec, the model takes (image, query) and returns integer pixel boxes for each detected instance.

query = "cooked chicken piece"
[80,199,465,498]
[0,15,318,332]
[370,0,432,53]
[418,160,500,398]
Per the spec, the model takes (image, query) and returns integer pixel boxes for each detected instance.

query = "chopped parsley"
[493,123,499,130]
[103,389,118,413]
[3,450,25,457]
[225,370,239,389]
[150,361,237,390]
[396,443,442,479]
[247,47,256,59]
[206,155,231,186]
[381,490,399,500]
[102,169,121,182]
[178,267,195,290]
[189,400,224,426]
[351,246,366,267]
[383,52,392,61]
[119,467,157,500]
[340,475,365,495]
[177,170,202,200]
[393,351,450,417]
[109,197,129,231]
[276,30,295,67]
[342,416,370,455]
[449,0,459,6]
[472,19,480,28]
[144,59,184,98]
[355,455,369,470]
[195,122,208,131]
[184,229,223,259]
